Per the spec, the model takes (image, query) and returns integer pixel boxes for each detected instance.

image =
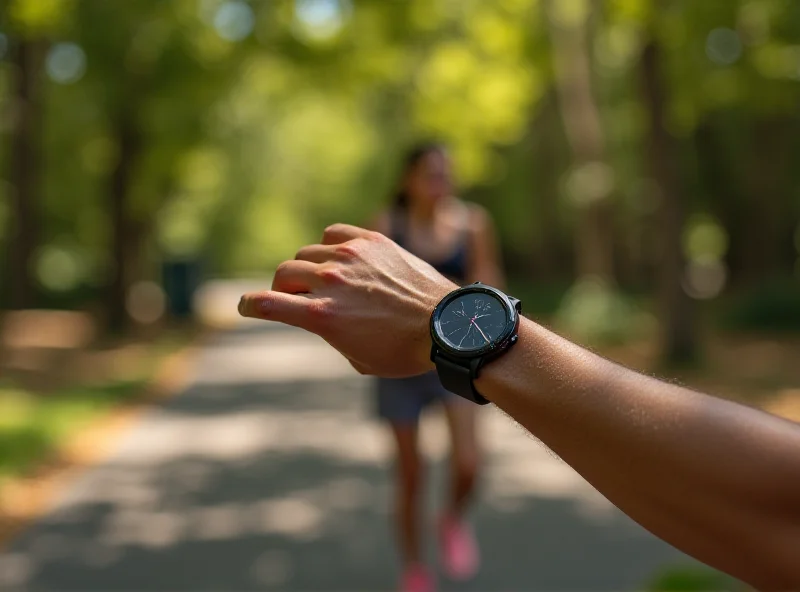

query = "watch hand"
[459,323,473,347]
[446,325,467,338]
[471,319,491,343]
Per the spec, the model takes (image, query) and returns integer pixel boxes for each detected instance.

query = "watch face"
[437,291,509,352]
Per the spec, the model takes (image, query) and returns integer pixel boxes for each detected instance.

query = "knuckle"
[307,298,335,324]
[317,265,345,285]
[274,261,293,277]
[366,230,385,242]
[334,241,360,260]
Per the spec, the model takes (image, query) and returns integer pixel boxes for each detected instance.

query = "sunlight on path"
[0,280,702,591]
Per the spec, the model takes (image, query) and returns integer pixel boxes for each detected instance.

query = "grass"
[0,380,145,482]
[0,329,193,486]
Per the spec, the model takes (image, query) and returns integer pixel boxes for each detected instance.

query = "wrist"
[414,283,454,375]
[473,317,536,406]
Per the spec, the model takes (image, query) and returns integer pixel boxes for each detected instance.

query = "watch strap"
[434,355,490,405]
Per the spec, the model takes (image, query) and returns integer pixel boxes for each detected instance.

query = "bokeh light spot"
[684,259,727,300]
[126,281,166,325]
[563,161,615,206]
[548,0,589,28]
[35,245,84,292]
[46,42,86,84]
[294,0,350,42]
[706,27,742,66]
[683,215,729,263]
[214,1,254,42]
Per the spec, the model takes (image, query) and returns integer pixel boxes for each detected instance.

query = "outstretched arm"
[239,224,800,590]
[480,318,800,590]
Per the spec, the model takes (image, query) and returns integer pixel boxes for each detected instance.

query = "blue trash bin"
[162,259,202,320]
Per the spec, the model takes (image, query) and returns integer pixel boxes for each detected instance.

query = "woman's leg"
[443,399,479,516]
[390,422,425,567]
[439,399,480,580]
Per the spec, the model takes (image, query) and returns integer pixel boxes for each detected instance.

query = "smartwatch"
[430,282,522,405]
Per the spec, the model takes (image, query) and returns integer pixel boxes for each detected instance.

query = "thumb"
[346,357,372,376]
[238,290,315,329]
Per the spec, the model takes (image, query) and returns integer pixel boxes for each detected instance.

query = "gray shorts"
[375,371,458,425]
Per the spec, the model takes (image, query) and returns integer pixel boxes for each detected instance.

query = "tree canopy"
[2,0,799,349]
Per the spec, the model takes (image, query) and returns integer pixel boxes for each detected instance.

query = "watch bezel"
[430,283,519,360]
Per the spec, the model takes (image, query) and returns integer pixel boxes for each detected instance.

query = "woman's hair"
[392,141,445,211]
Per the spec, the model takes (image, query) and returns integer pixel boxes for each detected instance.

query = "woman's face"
[405,150,452,206]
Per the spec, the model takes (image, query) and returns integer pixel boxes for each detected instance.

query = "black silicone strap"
[434,355,490,405]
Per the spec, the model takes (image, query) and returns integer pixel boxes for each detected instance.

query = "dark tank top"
[390,209,469,284]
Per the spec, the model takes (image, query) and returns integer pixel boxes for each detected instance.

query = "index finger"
[321,223,373,245]
[238,290,319,330]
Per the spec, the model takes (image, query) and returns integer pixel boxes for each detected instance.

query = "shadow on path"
[1,326,718,591]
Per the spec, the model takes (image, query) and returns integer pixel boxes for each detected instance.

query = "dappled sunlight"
[0,310,96,350]
[105,408,389,465]
[1,320,705,590]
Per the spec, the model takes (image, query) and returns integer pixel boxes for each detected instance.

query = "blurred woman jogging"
[371,143,506,592]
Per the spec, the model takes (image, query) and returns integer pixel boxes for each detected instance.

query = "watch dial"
[438,292,508,351]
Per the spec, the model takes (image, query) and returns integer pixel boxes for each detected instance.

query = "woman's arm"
[466,204,505,288]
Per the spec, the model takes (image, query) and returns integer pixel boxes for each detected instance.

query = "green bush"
[554,277,653,346]
[506,279,571,319]
[720,277,800,332]
[646,565,735,592]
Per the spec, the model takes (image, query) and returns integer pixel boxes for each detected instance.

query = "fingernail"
[237,297,247,316]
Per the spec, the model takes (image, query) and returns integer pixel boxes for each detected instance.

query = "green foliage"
[0,380,144,481]
[554,277,653,345]
[646,564,735,592]
[0,330,188,481]
[1,0,799,337]
[721,276,800,332]
[507,279,571,319]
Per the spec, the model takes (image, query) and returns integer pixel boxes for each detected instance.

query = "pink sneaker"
[400,564,435,592]
[438,515,480,580]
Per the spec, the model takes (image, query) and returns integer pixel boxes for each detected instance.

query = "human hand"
[238,224,457,377]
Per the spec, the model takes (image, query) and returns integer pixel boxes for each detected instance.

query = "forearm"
[477,318,800,589]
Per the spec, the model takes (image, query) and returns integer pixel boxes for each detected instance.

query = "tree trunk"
[6,40,42,309]
[639,40,697,365]
[693,118,744,287]
[743,117,791,282]
[546,0,614,281]
[107,109,141,331]
[530,92,568,281]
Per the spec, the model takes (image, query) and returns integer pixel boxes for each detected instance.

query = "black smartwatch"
[430,282,522,405]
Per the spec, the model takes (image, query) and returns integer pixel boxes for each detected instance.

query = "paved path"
[1,282,713,590]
